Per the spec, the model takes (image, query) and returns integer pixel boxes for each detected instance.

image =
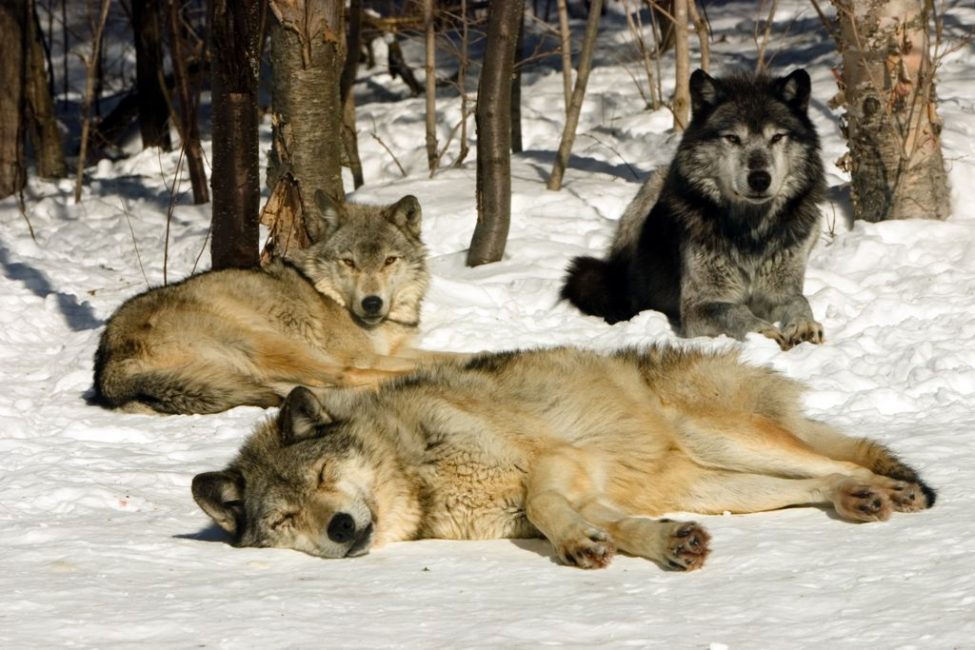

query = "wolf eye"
[384,256,398,267]
[770,133,788,144]
[723,134,741,145]
[269,513,296,531]
[341,258,356,269]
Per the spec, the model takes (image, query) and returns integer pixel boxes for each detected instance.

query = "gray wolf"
[94,192,452,414]
[192,345,934,570]
[561,69,826,350]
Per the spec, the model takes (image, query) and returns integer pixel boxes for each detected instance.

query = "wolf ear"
[689,69,722,115]
[775,69,811,112]
[307,190,344,244]
[278,386,332,446]
[192,470,244,536]
[386,195,422,237]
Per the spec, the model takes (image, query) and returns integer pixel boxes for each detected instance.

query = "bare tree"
[73,0,111,203]
[132,0,172,151]
[166,0,209,204]
[556,0,572,111]
[423,0,438,175]
[671,0,690,130]
[341,0,364,188]
[0,0,26,199]
[209,0,266,270]
[265,0,345,257]
[829,0,950,221]
[468,0,524,267]
[547,0,603,192]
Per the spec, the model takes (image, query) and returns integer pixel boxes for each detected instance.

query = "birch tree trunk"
[0,0,25,199]
[209,0,266,270]
[468,0,523,267]
[832,0,950,221]
[267,0,345,212]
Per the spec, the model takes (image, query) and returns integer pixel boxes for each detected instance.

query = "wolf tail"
[560,255,634,324]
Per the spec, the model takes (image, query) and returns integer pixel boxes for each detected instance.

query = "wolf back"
[561,69,826,349]
[94,192,441,415]
[192,345,935,571]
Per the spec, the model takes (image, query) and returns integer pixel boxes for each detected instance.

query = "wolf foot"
[781,319,824,348]
[833,479,893,522]
[757,325,791,350]
[661,521,710,571]
[886,481,929,513]
[555,526,616,569]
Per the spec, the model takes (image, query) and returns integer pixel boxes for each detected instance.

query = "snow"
[2,1,975,647]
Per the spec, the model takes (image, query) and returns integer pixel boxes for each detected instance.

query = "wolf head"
[192,387,395,559]
[676,69,823,211]
[287,192,430,328]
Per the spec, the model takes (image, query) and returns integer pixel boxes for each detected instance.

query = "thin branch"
[73,0,111,203]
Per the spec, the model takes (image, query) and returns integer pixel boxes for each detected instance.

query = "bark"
[546,0,602,191]
[73,0,111,203]
[423,0,438,175]
[166,0,209,204]
[510,10,524,154]
[832,0,950,221]
[689,1,710,72]
[267,0,345,248]
[453,0,471,167]
[132,0,172,150]
[341,0,364,188]
[209,0,266,270]
[672,0,690,130]
[557,0,572,111]
[0,0,25,199]
[468,0,523,267]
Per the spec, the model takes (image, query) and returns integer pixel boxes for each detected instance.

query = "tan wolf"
[95,192,453,414]
[192,345,935,570]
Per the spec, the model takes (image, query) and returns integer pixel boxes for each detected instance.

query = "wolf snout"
[327,512,357,543]
[361,295,384,316]
[747,170,772,193]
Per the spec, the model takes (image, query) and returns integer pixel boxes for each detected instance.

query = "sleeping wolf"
[192,345,935,570]
[562,69,826,350]
[94,192,450,414]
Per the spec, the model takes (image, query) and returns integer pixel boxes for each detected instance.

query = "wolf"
[94,191,452,415]
[562,69,826,350]
[192,345,935,570]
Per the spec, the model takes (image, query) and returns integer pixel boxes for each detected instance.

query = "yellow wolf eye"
[341,258,356,269]
[384,256,398,267]
[723,134,741,145]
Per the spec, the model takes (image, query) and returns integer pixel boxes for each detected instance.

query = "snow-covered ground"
[2,2,974,647]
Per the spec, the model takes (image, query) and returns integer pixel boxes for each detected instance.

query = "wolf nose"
[747,170,771,192]
[361,295,383,315]
[327,512,356,544]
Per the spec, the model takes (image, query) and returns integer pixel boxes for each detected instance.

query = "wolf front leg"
[524,447,616,569]
[766,294,824,348]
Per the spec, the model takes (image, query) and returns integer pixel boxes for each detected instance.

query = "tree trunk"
[73,0,111,203]
[832,0,950,221]
[423,0,438,175]
[24,0,64,179]
[267,0,345,213]
[672,0,690,130]
[132,0,172,151]
[0,0,25,199]
[468,0,523,267]
[510,10,524,154]
[556,0,572,112]
[166,0,209,204]
[546,0,602,192]
[209,0,266,270]
[340,0,364,188]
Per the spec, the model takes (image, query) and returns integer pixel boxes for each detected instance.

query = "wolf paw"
[781,319,824,348]
[757,325,791,350]
[886,481,929,513]
[834,480,893,522]
[661,521,710,571]
[555,526,616,569]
